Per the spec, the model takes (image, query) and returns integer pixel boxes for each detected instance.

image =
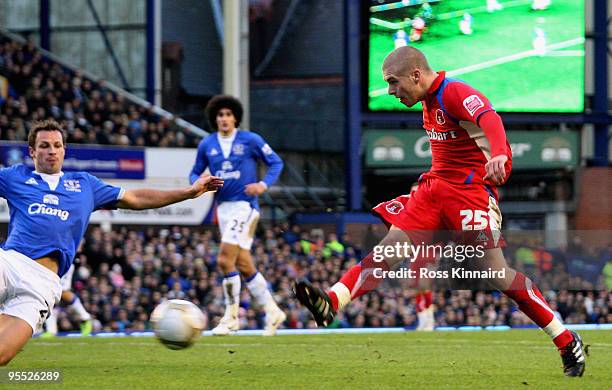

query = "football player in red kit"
[295,46,587,377]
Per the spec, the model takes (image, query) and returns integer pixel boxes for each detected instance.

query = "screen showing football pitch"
[366,0,585,113]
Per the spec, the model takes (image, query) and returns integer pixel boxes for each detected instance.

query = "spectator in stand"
[1,222,605,334]
[0,34,198,148]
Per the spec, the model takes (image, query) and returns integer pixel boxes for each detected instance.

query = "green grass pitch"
[368,0,584,112]
[5,330,611,389]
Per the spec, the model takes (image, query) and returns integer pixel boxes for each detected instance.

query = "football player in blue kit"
[190,95,286,336]
[0,119,223,365]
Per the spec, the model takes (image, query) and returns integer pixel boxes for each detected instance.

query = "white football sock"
[69,296,91,321]
[45,308,58,335]
[330,282,351,311]
[543,316,566,339]
[222,273,241,309]
[246,272,277,312]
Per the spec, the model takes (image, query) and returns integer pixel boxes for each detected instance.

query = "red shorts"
[372,178,504,249]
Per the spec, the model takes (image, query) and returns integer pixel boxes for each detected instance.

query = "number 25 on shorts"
[460,209,488,231]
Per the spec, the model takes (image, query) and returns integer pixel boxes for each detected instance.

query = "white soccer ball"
[150,299,205,350]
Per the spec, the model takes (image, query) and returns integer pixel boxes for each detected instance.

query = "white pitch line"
[446,37,584,77]
[544,50,584,57]
[29,340,612,349]
[435,0,532,21]
[369,37,585,98]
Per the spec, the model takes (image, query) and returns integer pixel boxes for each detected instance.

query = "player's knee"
[0,347,16,366]
[217,251,238,273]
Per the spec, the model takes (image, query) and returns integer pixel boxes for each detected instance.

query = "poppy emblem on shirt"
[385,200,404,215]
[435,109,445,125]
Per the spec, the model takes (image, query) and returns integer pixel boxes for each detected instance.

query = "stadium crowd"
[38,223,611,334]
[0,34,197,148]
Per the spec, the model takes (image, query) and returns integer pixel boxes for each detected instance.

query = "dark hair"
[28,119,67,148]
[205,95,243,130]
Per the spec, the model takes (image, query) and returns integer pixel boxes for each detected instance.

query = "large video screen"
[366,0,585,113]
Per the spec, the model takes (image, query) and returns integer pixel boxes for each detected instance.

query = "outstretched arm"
[117,175,223,210]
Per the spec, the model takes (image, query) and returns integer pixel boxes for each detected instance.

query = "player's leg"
[235,208,286,335]
[443,182,587,376]
[0,262,31,364]
[61,291,92,336]
[295,226,411,326]
[415,289,434,331]
[295,181,440,327]
[213,201,252,335]
[0,251,61,365]
[411,248,437,331]
[480,248,587,376]
[237,250,286,336]
[40,306,59,338]
[214,242,241,335]
[0,315,32,366]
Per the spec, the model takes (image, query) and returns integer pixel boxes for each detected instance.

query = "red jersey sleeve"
[441,81,493,124]
[442,81,510,159]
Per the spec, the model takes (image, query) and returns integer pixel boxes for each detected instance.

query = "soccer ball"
[150,299,205,350]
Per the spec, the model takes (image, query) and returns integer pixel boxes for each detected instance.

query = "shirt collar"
[34,170,64,177]
[427,71,446,95]
[217,129,238,139]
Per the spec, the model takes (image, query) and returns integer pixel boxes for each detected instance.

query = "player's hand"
[483,155,508,185]
[244,182,266,196]
[190,175,224,197]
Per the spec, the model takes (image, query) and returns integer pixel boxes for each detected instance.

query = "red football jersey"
[420,71,512,187]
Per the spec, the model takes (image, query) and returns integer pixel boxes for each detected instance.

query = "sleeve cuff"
[259,181,268,190]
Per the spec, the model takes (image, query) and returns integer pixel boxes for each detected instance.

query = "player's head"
[382,46,435,107]
[205,95,243,133]
[28,119,67,174]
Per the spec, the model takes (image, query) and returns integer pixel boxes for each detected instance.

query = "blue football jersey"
[0,164,123,277]
[189,130,283,209]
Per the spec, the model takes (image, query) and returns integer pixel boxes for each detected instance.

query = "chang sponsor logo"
[28,203,70,221]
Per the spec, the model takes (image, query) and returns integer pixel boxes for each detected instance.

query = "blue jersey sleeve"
[86,173,123,210]
[250,133,283,188]
[189,140,210,184]
[0,166,10,198]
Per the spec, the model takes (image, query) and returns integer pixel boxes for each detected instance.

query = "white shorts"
[0,249,61,333]
[217,201,260,250]
[60,264,75,291]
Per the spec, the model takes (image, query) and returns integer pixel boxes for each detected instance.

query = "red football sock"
[328,252,389,311]
[425,290,433,308]
[415,291,433,313]
[503,272,572,348]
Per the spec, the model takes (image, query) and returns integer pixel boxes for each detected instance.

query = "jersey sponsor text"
[27,203,70,221]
